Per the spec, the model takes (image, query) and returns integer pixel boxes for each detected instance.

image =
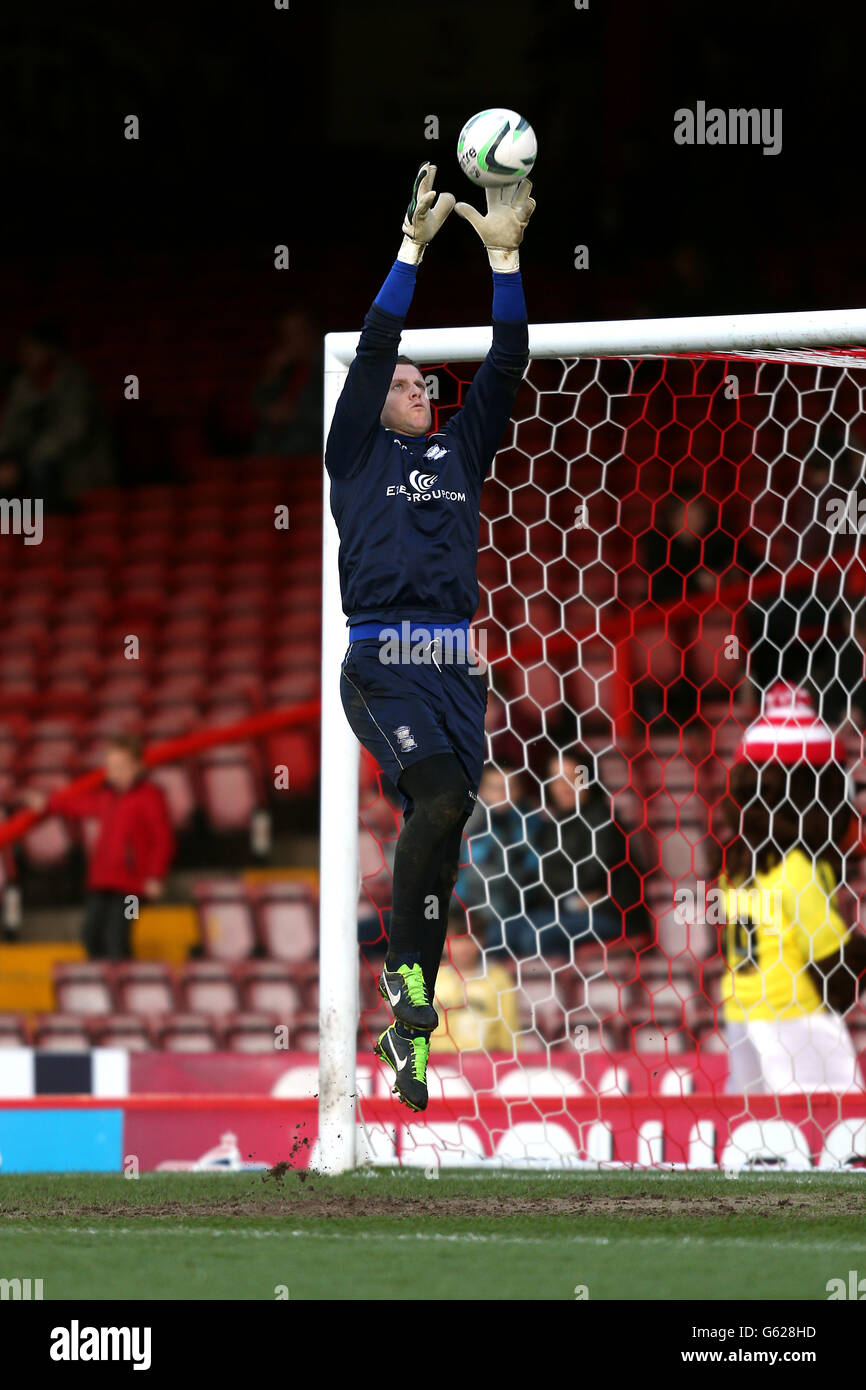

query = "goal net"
[318,309,866,1174]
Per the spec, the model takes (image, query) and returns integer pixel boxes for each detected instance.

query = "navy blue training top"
[325,296,529,628]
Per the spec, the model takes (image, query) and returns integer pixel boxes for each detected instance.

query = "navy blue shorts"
[340,633,489,817]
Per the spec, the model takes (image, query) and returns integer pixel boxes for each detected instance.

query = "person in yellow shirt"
[430,911,519,1054]
[714,682,866,1093]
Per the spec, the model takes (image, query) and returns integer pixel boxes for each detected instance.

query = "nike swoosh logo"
[383,973,405,1006]
[382,974,402,1007]
[392,1048,408,1071]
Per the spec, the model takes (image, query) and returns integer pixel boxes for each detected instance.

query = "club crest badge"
[394,725,418,752]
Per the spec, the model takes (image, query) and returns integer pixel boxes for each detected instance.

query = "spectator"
[23,735,174,960]
[0,319,113,511]
[430,908,519,1054]
[523,748,648,955]
[711,682,866,1093]
[454,763,539,957]
[252,309,323,456]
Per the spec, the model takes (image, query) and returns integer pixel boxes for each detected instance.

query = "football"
[456,108,537,187]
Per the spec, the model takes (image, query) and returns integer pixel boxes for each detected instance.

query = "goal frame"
[318,305,866,1175]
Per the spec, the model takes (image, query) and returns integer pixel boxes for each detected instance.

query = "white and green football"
[456,108,537,188]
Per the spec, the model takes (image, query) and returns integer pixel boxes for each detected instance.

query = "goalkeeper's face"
[381,364,431,436]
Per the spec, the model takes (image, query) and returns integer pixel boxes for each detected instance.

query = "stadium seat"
[632,1022,688,1053]
[0,1014,28,1046]
[223,1012,280,1053]
[194,885,257,961]
[171,584,220,618]
[293,1012,320,1052]
[206,672,265,707]
[199,749,260,833]
[160,615,212,649]
[179,961,241,1017]
[255,885,317,961]
[95,673,150,708]
[21,738,79,774]
[89,1014,154,1050]
[53,962,116,1016]
[157,1013,221,1052]
[632,981,690,1030]
[115,963,177,1016]
[159,643,209,676]
[289,958,321,1009]
[265,730,318,796]
[267,672,320,704]
[580,977,624,1021]
[239,961,302,1019]
[212,642,267,676]
[515,959,569,1045]
[32,1014,91,1050]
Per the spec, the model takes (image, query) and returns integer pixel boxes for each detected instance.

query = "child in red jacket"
[26,734,175,959]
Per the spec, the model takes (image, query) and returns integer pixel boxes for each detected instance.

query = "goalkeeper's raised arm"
[324,163,454,480]
[449,180,534,480]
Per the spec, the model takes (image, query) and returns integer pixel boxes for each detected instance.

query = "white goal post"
[318,306,866,1176]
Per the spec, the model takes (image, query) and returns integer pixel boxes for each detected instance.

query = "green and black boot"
[374,1024,431,1112]
[378,962,438,1031]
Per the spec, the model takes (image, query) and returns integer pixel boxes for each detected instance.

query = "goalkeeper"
[325,162,533,1111]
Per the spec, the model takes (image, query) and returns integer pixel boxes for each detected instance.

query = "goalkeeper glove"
[454,178,535,271]
[397,162,456,265]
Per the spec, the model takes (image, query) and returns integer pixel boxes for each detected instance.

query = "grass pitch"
[1,1170,865,1300]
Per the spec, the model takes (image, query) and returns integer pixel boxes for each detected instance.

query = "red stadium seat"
[53,962,116,1016]
[199,749,260,833]
[32,1014,91,1050]
[255,885,317,962]
[160,615,212,648]
[194,885,257,962]
[632,1022,688,1053]
[94,673,150,708]
[212,643,266,676]
[159,643,209,676]
[89,1014,154,1050]
[239,961,302,1019]
[0,1014,29,1046]
[22,738,79,774]
[267,672,319,704]
[265,730,318,796]
[171,584,219,617]
[292,1013,320,1053]
[513,960,570,1045]
[115,963,177,1016]
[223,1012,280,1053]
[179,961,241,1017]
[157,1013,221,1052]
[145,702,202,737]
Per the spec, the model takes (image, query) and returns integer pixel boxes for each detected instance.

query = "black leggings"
[82,890,132,961]
[389,752,473,1002]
